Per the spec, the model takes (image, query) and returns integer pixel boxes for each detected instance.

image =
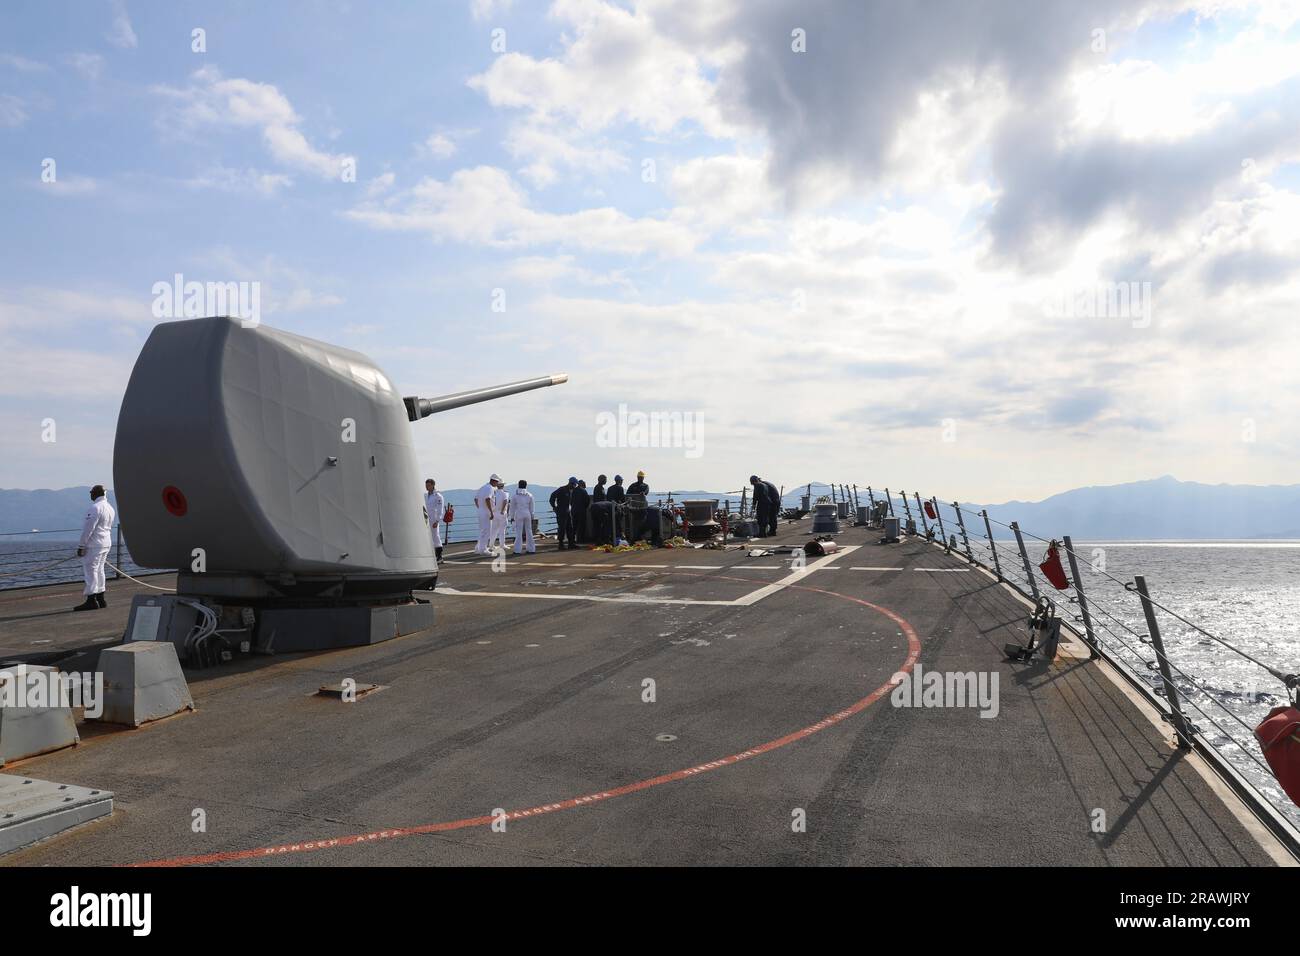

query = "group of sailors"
[423,471,655,560]
[547,471,649,550]
[423,475,536,559]
[423,471,784,562]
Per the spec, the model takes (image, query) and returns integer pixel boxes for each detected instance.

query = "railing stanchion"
[1134,575,1193,749]
[981,509,1002,582]
[1062,534,1099,660]
[953,502,974,563]
[915,492,930,538]
[900,491,913,534]
[932,497,948,551]
[1011,521,1041,602]
[883,487,895,516]
[114,525,123,580]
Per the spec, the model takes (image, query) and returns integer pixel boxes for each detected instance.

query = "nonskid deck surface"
[0,523,1275,866]
[0,575,178,664]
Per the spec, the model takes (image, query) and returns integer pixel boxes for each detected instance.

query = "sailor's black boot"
[95,592,107,608]
[73,596,98,611]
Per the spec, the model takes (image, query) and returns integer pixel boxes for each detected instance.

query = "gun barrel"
[404,373,568,421]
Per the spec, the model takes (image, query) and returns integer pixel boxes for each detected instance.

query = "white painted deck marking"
[849,567,905,571]
[437,546,858,609]
[437,587,735,606]
[731,546,859,607]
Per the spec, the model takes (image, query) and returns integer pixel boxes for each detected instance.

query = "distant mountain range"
[2,476,1297,540]
[974,475,1300,540]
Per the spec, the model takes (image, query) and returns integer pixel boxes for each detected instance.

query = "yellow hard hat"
[637,470,646,478]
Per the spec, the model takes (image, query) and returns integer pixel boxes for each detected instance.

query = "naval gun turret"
[113,316,566,661]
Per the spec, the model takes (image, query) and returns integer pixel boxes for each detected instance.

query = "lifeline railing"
[0,525,159,591]
[816,483,1300,856]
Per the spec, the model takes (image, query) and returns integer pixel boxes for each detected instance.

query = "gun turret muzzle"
[403,373,568,421]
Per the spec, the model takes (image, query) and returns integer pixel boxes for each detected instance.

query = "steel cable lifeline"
[925,491,1300,802]
[952,501,1297,690]
[1084,591,1275,745]
[0,554,79,577]
[1082,610,1283,782]
[925,486,1300,770]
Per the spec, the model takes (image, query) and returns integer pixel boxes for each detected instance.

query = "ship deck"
[0,521,1285,866]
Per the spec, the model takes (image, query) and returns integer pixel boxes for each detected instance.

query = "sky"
[2,0,1299,503]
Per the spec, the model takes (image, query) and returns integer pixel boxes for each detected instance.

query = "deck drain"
[655,734,677,742]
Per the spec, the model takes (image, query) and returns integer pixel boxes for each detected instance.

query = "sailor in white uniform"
[424,478,445,563]
[491,481,511,552]
[475,474,500,554]
[75,484,115,611]
[512,480,536,554]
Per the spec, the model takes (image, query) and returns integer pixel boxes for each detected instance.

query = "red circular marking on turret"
[161,486,188,516]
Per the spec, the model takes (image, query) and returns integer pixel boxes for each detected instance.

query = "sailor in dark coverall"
[628,470,649,496]
[590,475,612,543]
[550,477,578,549]
[760,478,781,536]
[751,475,779,537]
[572,479,591,543]
[607,475,627,540]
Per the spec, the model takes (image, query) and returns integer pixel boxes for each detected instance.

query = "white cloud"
[107,0,137,48]
[182,166,293,196]
[202,249,347,316]
[0,288,148,331]
[418,127,477,160]
[507,254,635,290]
[65,53,105,81]
[0,342,135,398]
[471,0,514,21]
[364,171,396,198]
[468,0,742,193]
[37,175,100,196]
[0,94,27,127]
[667,153,775,233]
[423,133,457,159]
[0,54,48,72]
[505,120,627,187]
[106,0,138,49]
[347,165,695,255]
[154,67,354,181]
